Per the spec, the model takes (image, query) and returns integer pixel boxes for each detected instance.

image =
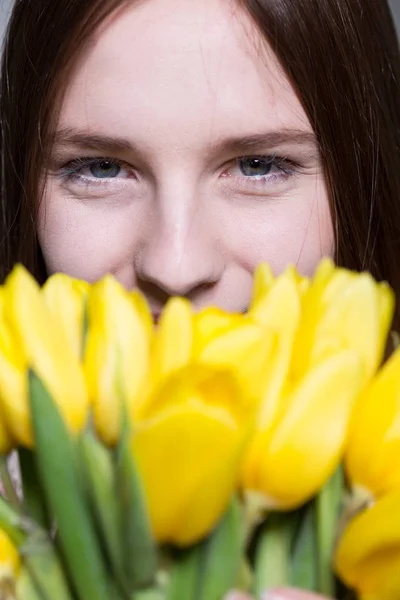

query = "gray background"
[0,0,400,50]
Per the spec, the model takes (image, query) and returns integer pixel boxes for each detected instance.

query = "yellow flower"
[43,274,89,358]
[84,277,152,445]
[292,260,394,382]
[242,350,364,509]
[0,528,20,600]
[241,260,392,509]
[345,347,400,499]
[335,490,400,600]
[0,266,89,447]
[150,299,272,402]
[132,364,253,546]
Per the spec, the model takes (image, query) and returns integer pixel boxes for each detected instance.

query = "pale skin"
[38,1,334,597]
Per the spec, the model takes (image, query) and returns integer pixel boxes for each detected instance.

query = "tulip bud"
[0,267,88,447]
[84,277,151,445]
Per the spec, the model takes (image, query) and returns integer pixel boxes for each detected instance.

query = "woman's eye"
[59,157,134,183]
[237,157,273,178]
[223,155,295,186]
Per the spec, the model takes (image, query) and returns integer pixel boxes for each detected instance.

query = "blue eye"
[238,157,272,177]
[90,160,121,178]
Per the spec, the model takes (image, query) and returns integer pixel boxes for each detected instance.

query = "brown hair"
[1,0,400,321]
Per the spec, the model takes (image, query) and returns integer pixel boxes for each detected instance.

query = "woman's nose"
[134,209,224,301]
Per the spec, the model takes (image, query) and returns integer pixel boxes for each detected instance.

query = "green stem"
[0,495,73,600]
[254,513,294,597]
[315,468,344,596]
[19,448,49,528]
[0,493,25,545]
[290,503,317,591]
[131,589,164,600]
[165,545,202,600]
[0,456,21,512]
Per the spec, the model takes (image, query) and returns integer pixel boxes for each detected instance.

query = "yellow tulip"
[242,350,364,509]
[84,277,152,445]
[132,364,253,546]
[0,528,20,599]
[0,267,89,447]
[335,490,400,600]
[309,274,393,380]
[43,274,89,358]
[292,262,394,382]
[241,260,393,509]
[345,346,400,498]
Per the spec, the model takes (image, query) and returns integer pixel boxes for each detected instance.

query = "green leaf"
[116,417,157,592]
[79,429,128,595]
[197,496,243,600]
[0,494,72,600]
[21,530,74,600]
[15,567,44,600]
[165,497,243,600]
[0,494,25,546]
[290,502,317,590]
[0,456,21,512]
[315,467,344,597]
[28,370,109,600]
[19,449,49,528]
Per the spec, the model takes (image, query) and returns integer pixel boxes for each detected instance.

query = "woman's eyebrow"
[215,129,319,155]
[52,128,136,154]
[52,127,318,156]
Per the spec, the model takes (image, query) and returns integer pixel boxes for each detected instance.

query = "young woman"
[1,1,400,598]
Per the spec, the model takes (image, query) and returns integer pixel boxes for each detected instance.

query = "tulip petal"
[335,490,400,600]
[248,351,364,509]
[198,322,273,400]
[311,275,389,380]
[345,347,400,497]
[133,365,251,546]
[0,527,20,583]
[43,274,88,358]
[249,263,274,310]
[130,290,154,341]
[249,272,301,334]
[152,298,193,384]
[85,277,150,445]
[194,308,243,354]
[2,267,88,446]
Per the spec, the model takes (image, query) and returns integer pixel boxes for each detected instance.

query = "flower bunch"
[0,260,396,600]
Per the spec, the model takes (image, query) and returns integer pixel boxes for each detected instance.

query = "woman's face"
[39,0,333,315]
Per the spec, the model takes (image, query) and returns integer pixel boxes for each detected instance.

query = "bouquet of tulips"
[0,259,398,600]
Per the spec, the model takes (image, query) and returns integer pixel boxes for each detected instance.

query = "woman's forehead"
[57,0,313,155]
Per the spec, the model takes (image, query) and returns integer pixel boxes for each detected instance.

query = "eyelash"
[58,154,297,189]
